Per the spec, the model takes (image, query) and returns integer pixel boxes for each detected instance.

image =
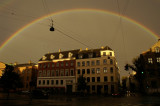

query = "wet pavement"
[0,93,160,106]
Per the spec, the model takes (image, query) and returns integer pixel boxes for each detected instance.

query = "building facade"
[0,62,6,78]
[76,47,120,94]
[37,46,120,94]
[14,61,38,91]
[37,49,79,93]
[140,40,160,94]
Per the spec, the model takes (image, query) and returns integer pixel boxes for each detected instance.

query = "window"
[66,62,68,66]
[82,69,85,74]
[87,61,90,66]
[48,63,50,68]
[96,60,100,65]
[110,52,112,56]
[43,80,45,85]
[51,80,54,85]
[87,69,90,74]
[56,80,58,85]
[70,69,74,76]
[59,53,63,59]
[103,59,107,64]
[92,85,95,91]
[61,62,64,67]
[91,61,95,66]
[92,77,95,82]
[51,70,54,76]
[56,69,59,76]
[87,77,90,82]
[77,69,80,74]
[104,76,108,82]
[68,52,73,58]
[43,70,46,77]
[103,52,106,56]
[47,70,50,77]
[79,54,83,59]
[157,57,160,63]
[97,77,100,82]
[60,70,64,76]
[111,76,114,82]
[110,67,113,73]
[155,47,160,53]
[47,80,49,85]
[96,68,100,74]
[39,80,41,85]
[39,70,42,77]
[82,61,85,66]
[50,55,55,59]
[92,68,95,74]
[89,53,93,58]
[65,69,69,76]
[71,61,74,66]
[148,58,153,64]
[110,59,113,64]
[103,67,107,73]
[61,80,63,85]
[56,63,59,67]
[52,63,54,68]
[77,62,80,67]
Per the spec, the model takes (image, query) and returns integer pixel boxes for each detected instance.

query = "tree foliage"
[124,56,145,93]
[77,75,87,92]
[0,64,23,92]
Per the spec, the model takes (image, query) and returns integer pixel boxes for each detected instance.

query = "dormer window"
[88,53,93,58]
[50,55,55,59]
[59,53,63,59]
[78,54,83,59]
[42,56,47,60]
[68,52,73,58]
[155,47,160,53]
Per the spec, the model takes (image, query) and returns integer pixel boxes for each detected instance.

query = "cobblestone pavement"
[0,93,160,106]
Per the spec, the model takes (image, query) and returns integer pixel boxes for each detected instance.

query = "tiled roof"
[39,46,113,61]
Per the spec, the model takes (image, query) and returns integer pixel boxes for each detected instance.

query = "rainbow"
[0,8,159,51]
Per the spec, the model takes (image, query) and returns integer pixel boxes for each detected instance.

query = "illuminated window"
[103,67,107,73]
[155,47,160,53]
[157,57,160,63]
[51,80,54,85]
[42,56,47,60]
[103,52,106,56]
[87,77,90,82]
[71,61,74,66]
[148,58,153,64]
[56,69,59,76]
[39,80,41,85]
[96,68,100,74]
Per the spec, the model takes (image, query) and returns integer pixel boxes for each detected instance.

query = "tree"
[124,56,145,94]
[77,75,87,94]
[0,64,23,99]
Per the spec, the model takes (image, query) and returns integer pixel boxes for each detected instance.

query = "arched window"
[155,47,160,53]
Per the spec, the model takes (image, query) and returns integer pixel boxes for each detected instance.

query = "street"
[0,93,160,106]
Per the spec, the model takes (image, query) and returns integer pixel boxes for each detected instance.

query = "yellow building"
[76,47,120,94]
[0,62,6,78]
[14,61,38,91]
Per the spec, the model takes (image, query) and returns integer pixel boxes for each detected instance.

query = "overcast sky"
[0,0,160,77]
